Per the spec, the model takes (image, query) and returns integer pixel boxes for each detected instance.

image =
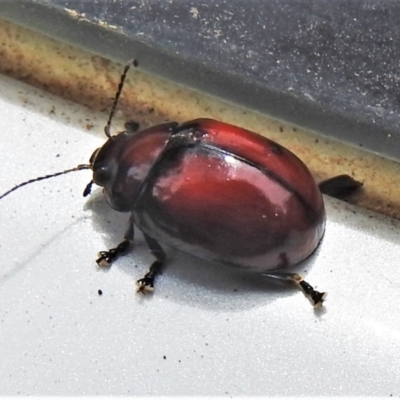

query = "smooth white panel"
[0,75,399,396]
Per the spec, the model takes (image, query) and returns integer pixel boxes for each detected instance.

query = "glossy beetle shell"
[93,118,326,272]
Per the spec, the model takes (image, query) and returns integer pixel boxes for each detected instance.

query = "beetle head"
[84,130,135,202]
[90,132,132,188]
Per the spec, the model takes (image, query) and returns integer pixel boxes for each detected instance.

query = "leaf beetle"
[0,60,362,308]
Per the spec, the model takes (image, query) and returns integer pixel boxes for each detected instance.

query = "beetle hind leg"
[318,174,362,199]
[96,214,134,267]
[262,271,327,308]
[136,233,166,294]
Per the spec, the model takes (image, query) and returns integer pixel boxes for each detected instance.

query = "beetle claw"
[298,280,327,308]
[136,277,155,294]
[96,239,132,267]
[96,251,113,267]
[309,291,327,309]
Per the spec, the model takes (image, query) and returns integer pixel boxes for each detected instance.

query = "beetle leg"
[261,271,327,308]
[96,214,135,267]
[136,233,166,294]
[83,180,94,197]
[318,174,363,199]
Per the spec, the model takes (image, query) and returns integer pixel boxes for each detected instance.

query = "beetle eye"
[93,164,112,187]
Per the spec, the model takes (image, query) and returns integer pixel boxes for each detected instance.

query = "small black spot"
[98,289,103,296]
[270,143,283,155]
[279,126,283,133]
[163,355,167,360]
[133,59,139,67]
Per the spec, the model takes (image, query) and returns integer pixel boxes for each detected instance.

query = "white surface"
[1,74,400,396]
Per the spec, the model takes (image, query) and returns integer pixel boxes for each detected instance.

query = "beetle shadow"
[85,191,323,312]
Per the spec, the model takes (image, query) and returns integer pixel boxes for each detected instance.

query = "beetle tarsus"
[96,215,135,267]
[136,259,163,294]
[261,271,326,308]
[136,276,155,293]
[136,234,166,294]
[136,258,165,294]
[297,279,327,308]
[96,239,131,267]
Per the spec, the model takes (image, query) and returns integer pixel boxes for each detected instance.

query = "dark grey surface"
[1,0,400,162]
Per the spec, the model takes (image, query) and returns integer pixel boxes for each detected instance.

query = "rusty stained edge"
[0,18,399,219]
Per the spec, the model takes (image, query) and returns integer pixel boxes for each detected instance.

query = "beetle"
[0,60,362,308]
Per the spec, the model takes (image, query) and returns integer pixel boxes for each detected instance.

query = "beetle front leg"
[136,233,166,294]
[96,214,135,267]
[261,271,327,308]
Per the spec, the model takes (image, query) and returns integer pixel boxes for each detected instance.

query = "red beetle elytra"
[0,61,361,308]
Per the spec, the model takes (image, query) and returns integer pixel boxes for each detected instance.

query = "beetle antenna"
[104,59,139,138]
[0,164,91,200]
